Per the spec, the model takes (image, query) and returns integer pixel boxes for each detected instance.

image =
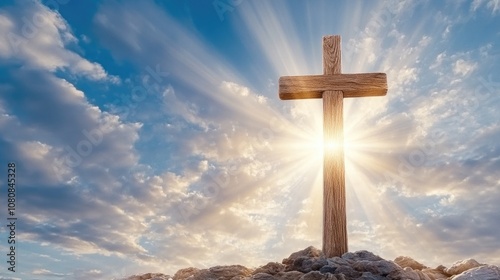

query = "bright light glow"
[324,139,343,154]
[9,0,500,276]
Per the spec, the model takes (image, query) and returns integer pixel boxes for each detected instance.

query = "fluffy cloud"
[92,0,500,270]
[4,2,320,272]
[0,69,147,259]
[0,1,149,271]
[0,0,119,83]
[1,0,499,278]
[453,59,478,76]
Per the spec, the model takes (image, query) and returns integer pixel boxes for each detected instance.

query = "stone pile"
[122,246,500,280]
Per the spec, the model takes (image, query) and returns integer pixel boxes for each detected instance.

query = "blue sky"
[0,0,499,279]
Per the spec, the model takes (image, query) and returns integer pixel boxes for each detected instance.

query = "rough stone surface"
[342,251,384,263]
[171,265,252,280]
[276,271,304,280]
[172,267,198,280]
[252,272,277,280]
[357,272,386,280]
[283,246,323,272]
[451,265,500,280]
[253,262,285,275]
[124,273,172,280]
[299,271,337,280]
[352,260,400,276]
[445,258,482,275]
[124,246,500,280]
[421,267,448,280]
[394,256,427,271]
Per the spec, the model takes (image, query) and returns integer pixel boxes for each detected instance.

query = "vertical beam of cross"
[322,36,347,258]
[278,35,387,258]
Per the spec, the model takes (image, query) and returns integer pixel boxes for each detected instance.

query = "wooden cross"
[278,35,387,257]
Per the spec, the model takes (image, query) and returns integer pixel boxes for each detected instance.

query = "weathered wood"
[277,35,387,258]
[323,91,347,258]
[322,35,348,258]
[279,73,387,100]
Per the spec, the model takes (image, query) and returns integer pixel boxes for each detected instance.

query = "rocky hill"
[121,246,500,280]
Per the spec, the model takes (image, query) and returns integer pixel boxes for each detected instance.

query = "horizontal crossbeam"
[279,73,387,100]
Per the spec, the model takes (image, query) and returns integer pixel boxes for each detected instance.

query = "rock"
[253,262,285,275]
[341,251,384,263]
[284,246,322,263]
[124,273,172,280]
[326,257,350,267]
[394,256,427,270]
[207,265,253,279]
[233,276,250,280]
[173,265,252,280]
[352,260,401,276]
[405,268,431,280]
[310,258,328,271]
[173,267,199,280]
[275,271,304,280]
[285,256,326,273]
[291,256,313,273]
[298,271,337,280]
[451,265,500,280]
[386,266,436,280]
[387,267,421,280]
[358,272,386,280]
[252,272,276,280]
[333,265,361,278]
[128,247,499,280]
[445,258,482,275]
[318,265,336,274]
[421,268,448,280]
[434,265,449,277]
[283,246,322,272]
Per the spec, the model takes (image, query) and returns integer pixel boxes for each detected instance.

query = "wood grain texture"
[323,91,347,258]
[279,73,387,100]
[322,35,348,258]
[277,35,387,258]
[323,36,341,75]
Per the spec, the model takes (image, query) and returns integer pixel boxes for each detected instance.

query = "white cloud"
[0,1,119,83]
[161,85,208,130]
[0,64,145,263]
[396,66,418,86]
[0,0,498,278]
[430,52,447,70]
[453,59,478,76]
[32,268,68,277]
[471,0,500,14]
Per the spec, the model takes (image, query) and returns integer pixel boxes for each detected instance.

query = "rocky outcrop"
[122,247,500,280]
[444,259,482,275]
[393,256,427,271]
[172,264,252,279]
[123,273,172,280]
[451,265,500,280]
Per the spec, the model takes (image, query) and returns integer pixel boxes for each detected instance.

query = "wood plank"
[323,91,347,258]
[279,73,387,100]
[322,35,348,258]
